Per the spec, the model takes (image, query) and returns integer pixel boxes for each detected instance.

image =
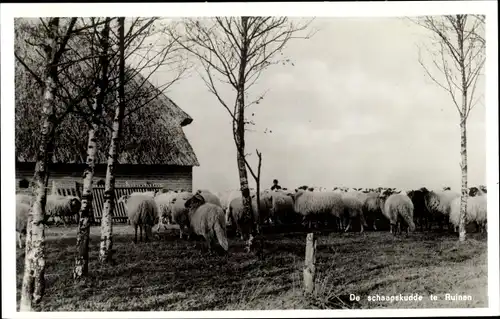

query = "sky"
[148,17,486,193]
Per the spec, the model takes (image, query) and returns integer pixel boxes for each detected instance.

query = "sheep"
[292,190,344,231]
[118,193,158,243]
[469,186,486,197]
[379,190,416,235]
[449,194,487,233]
[362,192,386,231]
[195,189,222,207]
[420,187,460,231]
[45,195,82,226]
[221,189,256,225]
[16,202,31,249]
[184,193,229,254]
[153,190,177,232]
[268,190,296,226]
[169,191,194,239]
[227,194,262,240]
[341,191,368,233]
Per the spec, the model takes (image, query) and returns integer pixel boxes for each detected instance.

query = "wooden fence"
[52,182,164,225]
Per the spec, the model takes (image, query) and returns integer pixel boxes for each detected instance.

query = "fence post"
[51,180,58,195]
[303,232,317,294]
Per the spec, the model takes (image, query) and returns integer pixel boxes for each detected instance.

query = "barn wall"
[15,164,193,192]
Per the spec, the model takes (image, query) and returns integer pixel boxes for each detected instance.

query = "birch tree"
[73,17,112,278]
[178,17,313,252]
[98,17,126,263]
[98,17,189,263]
[18,17,78,312]
[413,15,485,242]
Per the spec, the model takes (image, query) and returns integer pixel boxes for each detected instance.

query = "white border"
[1,1,498,318]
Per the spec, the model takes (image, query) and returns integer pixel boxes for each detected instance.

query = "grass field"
[16,225,488,311]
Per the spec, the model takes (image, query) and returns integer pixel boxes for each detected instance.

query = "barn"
[15,71,200,193]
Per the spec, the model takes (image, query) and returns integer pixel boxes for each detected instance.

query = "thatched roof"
[15,68,200,167]
[131,70,194,127]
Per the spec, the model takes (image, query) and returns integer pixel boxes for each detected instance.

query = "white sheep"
[449,194,487,233]
[154,190,177,231]
[268,190,296,226]
[195,189,222,207]
[341,191,368,233]
[169,191,194,239]
[184,192,229,254]
[379,191,416,235]
[362,192,385,231]
[221,189,256,225]
[16,202,31,249]
[292,189,344,231]
[45,195,82,226]
[118,193,158,243]
[420,187,460,231]
[227,194,262,240]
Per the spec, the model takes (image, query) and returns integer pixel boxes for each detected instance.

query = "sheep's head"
[468,186,480,197]
[298,185,308,191]
[185,193,205,210]
[292,189,305,203]
[379,188,395,200]
[307,187,314,192]
[442,186,451,191]
[479,185,487,193]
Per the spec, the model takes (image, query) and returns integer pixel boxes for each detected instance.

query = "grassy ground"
[16,225,488,311]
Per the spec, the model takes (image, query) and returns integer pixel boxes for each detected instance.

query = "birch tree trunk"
[74,124,97,277]
[20,17,60,312]
[74,18,111,279]
[99,17,125,263]
[458,115,468,242]
[458,26,468,242]
[234,16,256,253]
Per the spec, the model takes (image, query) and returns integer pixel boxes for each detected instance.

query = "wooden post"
[51,180,58,196]
[303,232,317,294]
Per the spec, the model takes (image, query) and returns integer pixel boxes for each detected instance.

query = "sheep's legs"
[359,214,367,233]
[344,219,352,232]
[372,221,377,231]
[390,224,396,235]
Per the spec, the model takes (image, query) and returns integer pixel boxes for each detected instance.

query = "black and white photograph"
[1,1,499,317]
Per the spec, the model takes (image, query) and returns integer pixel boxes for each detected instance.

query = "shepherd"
[271,179,282,191]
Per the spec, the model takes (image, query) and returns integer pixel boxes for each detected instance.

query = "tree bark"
[234,16,255,253]
[99,17,125,263]
[458,118,468,242]
[20,17,60,312]
[458,18,468,242]
[74,18,111,279]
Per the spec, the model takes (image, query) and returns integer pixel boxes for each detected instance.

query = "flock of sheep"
[15,183,488,253]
